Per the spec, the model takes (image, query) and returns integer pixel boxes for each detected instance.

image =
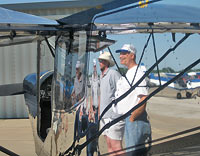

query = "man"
[114,44,151,155]
[98,52,125,156]
[86,59,100,156]
[72,60,84,104]
[89,59,99,123]
[72,61,86,141]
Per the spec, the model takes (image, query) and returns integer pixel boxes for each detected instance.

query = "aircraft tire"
[177,93,182,99]
[197,89,200,97]
[186,92,192,98]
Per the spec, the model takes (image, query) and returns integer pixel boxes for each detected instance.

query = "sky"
[0,0,200,72]
[90,0,200,72]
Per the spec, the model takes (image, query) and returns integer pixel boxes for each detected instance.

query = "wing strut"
[0,146,19,156]
[130,32,152,86]
[151,30,162,86]
[45,37,55,58]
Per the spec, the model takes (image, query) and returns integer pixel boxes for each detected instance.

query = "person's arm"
[98,96,100,119]
[98,78,101,120]
[129,95,147,122]
[89,89,95,121]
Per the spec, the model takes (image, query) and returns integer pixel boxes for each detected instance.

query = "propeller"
[0,83,24,96]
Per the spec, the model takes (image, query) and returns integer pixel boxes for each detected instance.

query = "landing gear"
[197,90,200,97]
[177,93,182,99]
[186,92,192,98]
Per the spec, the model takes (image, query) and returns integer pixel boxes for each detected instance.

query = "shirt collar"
[101,68,110,79]
[128,65,138,72]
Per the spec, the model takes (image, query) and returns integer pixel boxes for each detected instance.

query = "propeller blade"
[0,83,24,96]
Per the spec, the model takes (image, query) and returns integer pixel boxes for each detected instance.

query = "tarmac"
[0,96,200,156]
[0,119,36,156]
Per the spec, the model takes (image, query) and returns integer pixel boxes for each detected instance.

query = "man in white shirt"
[114,44,151,155]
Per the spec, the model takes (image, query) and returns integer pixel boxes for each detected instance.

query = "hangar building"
[0,0,112,118]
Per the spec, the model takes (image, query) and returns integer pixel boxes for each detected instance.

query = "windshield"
[52,31,88,111]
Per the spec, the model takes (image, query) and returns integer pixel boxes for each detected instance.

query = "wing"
[94,4,200,34]
[0,6,59,47]
[57,0,151,25]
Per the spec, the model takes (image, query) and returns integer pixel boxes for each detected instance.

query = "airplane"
[148,72,200,99]
[0,0,200,156]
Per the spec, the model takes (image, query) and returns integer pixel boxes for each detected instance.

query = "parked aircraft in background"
[148,72,200,99]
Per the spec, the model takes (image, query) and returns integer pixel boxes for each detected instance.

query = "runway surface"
[0,96,200,156]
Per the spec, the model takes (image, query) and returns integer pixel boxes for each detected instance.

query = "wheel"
[186,92,192,98]
[177,93,182,99]
[197,89,200,97]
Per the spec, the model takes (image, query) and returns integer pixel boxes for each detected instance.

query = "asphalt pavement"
[0,96,200,156]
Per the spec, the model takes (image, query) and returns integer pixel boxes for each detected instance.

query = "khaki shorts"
[100,118,125,140]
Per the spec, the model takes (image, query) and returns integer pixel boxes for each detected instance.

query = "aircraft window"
[52,31,88,111]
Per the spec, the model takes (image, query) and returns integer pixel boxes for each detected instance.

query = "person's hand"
[129,115,135,122]
[89,108,95,122]
[79,110,83,121]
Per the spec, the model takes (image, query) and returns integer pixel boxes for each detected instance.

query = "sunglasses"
[98,59,105,63]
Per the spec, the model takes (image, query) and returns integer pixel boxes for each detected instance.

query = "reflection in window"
[52,31,87,111]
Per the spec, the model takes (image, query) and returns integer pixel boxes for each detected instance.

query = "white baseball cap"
[116,44,137,54]
[76,61,81,68]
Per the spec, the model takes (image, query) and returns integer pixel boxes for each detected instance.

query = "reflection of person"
[72,61,85,141]
[89,59,99,122]
[86,59,100,156]
[115,44,151,155]
[71,61,84,105]
[65,80,73,98]
[98,52,125,156]
[52,110,68,155]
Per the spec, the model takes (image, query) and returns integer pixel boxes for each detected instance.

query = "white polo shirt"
[113,65,148,115]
